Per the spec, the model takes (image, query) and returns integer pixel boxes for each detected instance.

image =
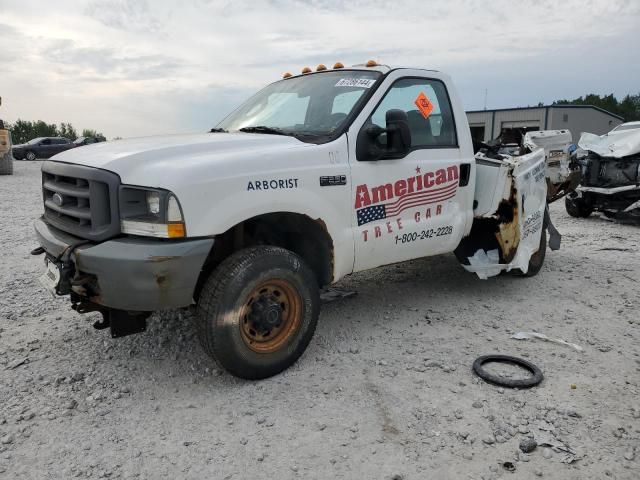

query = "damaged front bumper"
[573,130,640,221]
[34,217,213,312]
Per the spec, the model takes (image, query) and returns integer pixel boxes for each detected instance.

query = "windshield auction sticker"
[415,92,434,119]
[335,78,376,88]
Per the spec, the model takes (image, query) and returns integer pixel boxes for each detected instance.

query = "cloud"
[84,0,163,34]
[0,0,638,138]
[41,39,184,81]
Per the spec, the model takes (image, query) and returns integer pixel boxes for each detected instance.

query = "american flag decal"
[356,182,458,226]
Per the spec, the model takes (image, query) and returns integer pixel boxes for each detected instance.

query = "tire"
[565,193,593,218]
[25,150,37,161]
[196,246,320,379]
[0,152,13,175]
[515,223,547,277]
[473,354,543,388]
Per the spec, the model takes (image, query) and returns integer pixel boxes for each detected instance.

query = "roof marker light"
[301,66,312,74]
[333,62,344,69]
[282,72,292,78]
[316,64,327,71]
[366,59,378,67]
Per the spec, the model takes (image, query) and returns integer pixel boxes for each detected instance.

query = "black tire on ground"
[565,193,593,218]
[25,150,37,161]
[514,224,547,277]
[472,354,543,388]
[0,152,13,175]
[196,246,320,380]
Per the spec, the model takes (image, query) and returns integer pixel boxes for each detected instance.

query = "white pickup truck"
[34,62,558,379]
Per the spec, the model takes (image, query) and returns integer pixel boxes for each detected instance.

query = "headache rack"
[41,161,121,242]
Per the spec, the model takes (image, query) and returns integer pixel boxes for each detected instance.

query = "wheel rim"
[239,279,302,354]
[27,152,35,160]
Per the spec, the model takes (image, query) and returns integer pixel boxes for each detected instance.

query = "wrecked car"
[565,127,640,222]
[522,130,580,203]
[33,62,558,379]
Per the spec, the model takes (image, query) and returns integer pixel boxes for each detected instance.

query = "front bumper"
[35,217,214,311]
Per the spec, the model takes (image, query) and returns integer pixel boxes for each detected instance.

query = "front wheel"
[0,152,13,175]
[196,246,319,379]
[565,192,593,218]
[25,150,37,161]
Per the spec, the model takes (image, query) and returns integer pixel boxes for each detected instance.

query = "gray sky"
[1,0,639,139]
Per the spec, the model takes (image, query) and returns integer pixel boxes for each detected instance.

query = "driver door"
[347,71,474,272]
[38,138,53,157]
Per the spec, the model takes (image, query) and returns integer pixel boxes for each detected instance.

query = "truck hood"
[578,129,640,158]
[50,132,309,184]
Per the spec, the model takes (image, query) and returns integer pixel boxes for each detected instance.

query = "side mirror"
[385,109,411,156]
[356,109,412,161]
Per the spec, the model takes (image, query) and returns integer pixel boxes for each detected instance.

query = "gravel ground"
[1,161,639,479]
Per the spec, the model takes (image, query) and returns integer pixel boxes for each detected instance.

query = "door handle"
[459,163,471,187]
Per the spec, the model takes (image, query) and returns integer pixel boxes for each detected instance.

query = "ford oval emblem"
[52,193,64,206]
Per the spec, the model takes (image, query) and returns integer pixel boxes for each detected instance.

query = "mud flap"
[544,205,561,251]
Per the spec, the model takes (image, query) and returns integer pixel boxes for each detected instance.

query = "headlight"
[119,186,185,238]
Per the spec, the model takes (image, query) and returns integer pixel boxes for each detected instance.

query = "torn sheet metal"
[524,130,580,203]
[467,249,501,280]
[461,148,548,278]
[578,129,640,158]
[524,130,573,185]
[624,199,640,212]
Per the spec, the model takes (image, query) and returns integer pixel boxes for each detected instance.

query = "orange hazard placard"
[414,92,434,119]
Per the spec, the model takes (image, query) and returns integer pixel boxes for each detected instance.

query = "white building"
[466,105,623,144]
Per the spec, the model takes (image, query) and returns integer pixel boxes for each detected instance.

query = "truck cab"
[34,62,550,379]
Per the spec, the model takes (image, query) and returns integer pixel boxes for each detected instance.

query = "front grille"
[42,161,121,241]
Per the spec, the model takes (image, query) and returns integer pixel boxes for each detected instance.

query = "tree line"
[552,93,640,121]
[5,119,107,145]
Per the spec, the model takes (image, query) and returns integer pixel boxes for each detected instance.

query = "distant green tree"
[552,93,640,121]
[33,120,58,138]
[7,119,37,144]
[6,120,106,144]
[58,122,77,140]
[81,129,106,141]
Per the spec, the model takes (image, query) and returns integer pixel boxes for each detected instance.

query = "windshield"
[612,123,640,132]
[217,70,382,141]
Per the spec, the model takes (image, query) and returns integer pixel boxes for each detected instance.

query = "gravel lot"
[1,161,639,479]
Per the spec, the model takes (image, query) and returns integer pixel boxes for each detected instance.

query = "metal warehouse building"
[466,105,624,144]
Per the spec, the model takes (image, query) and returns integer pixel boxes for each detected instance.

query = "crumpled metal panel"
[463,148,548,279]
[578,130,640,158]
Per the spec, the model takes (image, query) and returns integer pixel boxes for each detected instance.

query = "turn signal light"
[366,59,378,67]
[167,223,186,238]
[282,72,292,78]
[301,66,312,74]
[333,62,344,69]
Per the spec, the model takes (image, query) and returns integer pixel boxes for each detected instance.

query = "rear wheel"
[515,224,547,277]
[196,246,319,379]
[565,192,593,218]
[0,152,13,175]
[25,150,37,161]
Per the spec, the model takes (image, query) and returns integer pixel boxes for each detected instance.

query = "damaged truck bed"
[456,145,560,279]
